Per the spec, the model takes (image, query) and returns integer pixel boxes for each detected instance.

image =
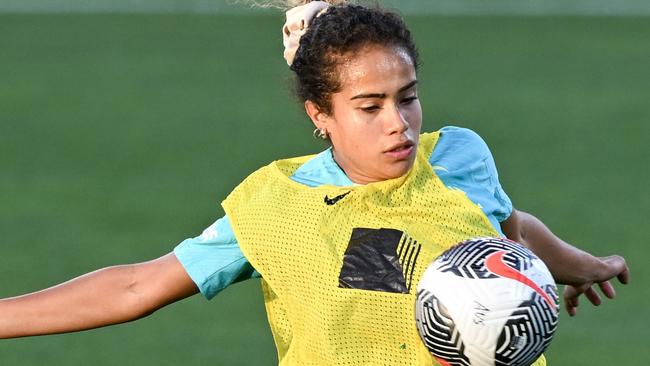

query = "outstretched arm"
[0,253,198,338]
[501,209,629,316]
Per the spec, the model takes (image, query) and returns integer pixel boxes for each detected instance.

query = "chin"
[383,159,416,180]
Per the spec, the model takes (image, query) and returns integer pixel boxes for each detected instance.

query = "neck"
[330,149,375,185]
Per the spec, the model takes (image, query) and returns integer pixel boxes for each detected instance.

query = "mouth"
[384,140,415,159]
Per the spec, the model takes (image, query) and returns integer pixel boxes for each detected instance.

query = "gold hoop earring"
[313,128,328,140]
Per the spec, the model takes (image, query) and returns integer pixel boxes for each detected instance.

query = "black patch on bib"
[338,228,421,294]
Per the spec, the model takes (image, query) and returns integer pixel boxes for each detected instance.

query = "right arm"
[0,252,198,338]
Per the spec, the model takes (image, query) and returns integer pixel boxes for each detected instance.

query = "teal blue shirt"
[174,126,513,299]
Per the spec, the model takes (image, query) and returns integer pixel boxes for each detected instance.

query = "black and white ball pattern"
[415,238,559,366]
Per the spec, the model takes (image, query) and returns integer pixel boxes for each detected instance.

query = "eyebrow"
[350,80,418,100]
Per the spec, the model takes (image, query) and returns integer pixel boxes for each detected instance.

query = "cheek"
[405,103,423,129]
[333,119,368,150]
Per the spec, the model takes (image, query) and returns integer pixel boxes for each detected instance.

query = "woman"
[0,2,629,365]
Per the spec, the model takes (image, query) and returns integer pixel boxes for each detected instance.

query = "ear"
[304,100,331,131]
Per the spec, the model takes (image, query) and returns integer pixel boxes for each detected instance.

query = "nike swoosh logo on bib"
[324,191,351,205]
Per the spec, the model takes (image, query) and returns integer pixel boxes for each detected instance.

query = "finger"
[601,255,630,284]
[598,280,616,299]
[563,286,580,316]
[566,304,577,317]
[617,265,630,285]
[564,296,578,316]
[563,296,577,316]
[563,286,579,304]
[584,286,602,306]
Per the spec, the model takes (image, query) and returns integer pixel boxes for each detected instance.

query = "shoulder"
[437,126,490,151]
[225,149,351,206]
[290,149,353,187]
[427,126,513,223]
[430,125,493,169]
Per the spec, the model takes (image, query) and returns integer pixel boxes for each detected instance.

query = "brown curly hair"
[290,4,419,114]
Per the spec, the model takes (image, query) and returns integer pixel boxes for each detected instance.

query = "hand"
[563,255,629,316]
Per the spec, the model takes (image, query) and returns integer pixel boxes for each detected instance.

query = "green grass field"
[1,13,648,365]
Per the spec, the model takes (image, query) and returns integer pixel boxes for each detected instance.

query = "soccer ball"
[415,237,559,366]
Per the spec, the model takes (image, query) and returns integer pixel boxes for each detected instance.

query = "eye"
[401,96,419,105]
[359,105,381,113]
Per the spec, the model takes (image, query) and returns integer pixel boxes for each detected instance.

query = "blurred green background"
[1,2,648,365]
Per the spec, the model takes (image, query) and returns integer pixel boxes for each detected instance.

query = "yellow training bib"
[223,132,546,366]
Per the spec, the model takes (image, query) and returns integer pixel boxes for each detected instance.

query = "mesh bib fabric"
[223,132,546,366]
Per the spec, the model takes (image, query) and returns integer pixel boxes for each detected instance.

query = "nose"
[384,104,409,135]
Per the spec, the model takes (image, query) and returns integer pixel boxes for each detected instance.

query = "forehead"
[337,45,416,94]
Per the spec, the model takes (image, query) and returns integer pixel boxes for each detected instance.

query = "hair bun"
[282,1,332,65]
[241,1,345,10]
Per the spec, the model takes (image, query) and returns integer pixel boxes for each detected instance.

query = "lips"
[385,141,415,159]
[386,140,414,152]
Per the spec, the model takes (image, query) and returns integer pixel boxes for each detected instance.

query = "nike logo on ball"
[324,191,351,205]
[485,250,557,311]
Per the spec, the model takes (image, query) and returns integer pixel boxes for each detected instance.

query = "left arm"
[500,208,629,316]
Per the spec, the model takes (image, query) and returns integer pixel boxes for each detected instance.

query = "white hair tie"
[282,1,331,66]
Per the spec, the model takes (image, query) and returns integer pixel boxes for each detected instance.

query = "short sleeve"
[173,215,260,300]
[430,126,513,234]
[481,138,513,222]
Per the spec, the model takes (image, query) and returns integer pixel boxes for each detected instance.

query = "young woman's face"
[309,45,422,184]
